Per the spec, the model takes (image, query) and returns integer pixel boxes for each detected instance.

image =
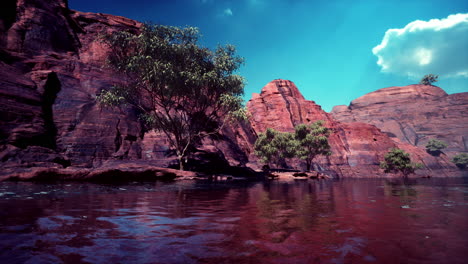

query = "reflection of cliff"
[1,180,467,263]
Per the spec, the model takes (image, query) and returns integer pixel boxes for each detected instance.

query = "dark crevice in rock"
[124,134,137,141]
[41,72,61,149]
[114,119,122,152]
[277,84,296,128]
[0,0,17,32]
[462,136,467,151]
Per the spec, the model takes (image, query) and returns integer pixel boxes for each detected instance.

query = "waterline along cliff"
[0,0,466,180]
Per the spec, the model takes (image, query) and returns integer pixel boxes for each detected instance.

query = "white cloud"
[223,8,233,16]
[372,13,468,78]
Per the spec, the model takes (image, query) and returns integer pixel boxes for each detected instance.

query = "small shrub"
[419,74,438,85]
[451,153,468,169]
[425,139,447,156]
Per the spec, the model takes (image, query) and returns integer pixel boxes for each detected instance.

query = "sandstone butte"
[0,0,466,181]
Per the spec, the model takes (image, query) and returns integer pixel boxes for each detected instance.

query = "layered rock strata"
[0,0,254,172]
[247,80,462,177]
[331,85,468,158]
[0,0,463,179]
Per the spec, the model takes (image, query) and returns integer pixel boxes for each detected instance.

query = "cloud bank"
[372,13,468,78]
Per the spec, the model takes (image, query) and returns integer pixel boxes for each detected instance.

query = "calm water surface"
[0,178,467,264]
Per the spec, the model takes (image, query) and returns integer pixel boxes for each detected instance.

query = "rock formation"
[0,0,254,174]
[0,0,463,179]
[331,85,468,158]
[247,80,463,177]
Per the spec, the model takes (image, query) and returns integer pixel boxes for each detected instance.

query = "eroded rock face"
[0,0,463,178]
[247,80,462,177]
[0,0,254,171]
[331,85,468,158]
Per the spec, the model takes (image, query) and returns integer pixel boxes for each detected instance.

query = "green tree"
[419,74,438,85]
[294,121,332,171]
[425,138,448,156]
[98,24,245,170]
[451,153,468,169]
[254,128,296,168]
[380,148,423,176]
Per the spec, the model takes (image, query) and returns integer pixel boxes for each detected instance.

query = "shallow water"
[0,178,467,264]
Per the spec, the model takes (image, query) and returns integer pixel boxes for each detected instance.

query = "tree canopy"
[98,24,246,170]
[294,121,332,171]
[380,148,423,176]
[254,121,332,171]
[254,128,297,168]
[419,74,438,85]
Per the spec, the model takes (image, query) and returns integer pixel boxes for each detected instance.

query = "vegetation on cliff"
[451,153,468,169]
[425,138,447,156]
[419,74,438,86]
[98,24,246,170]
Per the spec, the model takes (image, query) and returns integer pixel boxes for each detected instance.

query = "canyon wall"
[0,0,254,173]
[247,80,463,177]
[331,85,467,159]
[0,0,464,177]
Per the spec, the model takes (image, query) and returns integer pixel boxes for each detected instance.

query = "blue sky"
[70,0,468,111]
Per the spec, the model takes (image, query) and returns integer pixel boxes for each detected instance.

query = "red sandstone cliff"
[0,0,254,174]
[0,0,463,179]
[247,80,463,177]
[331,85,468,160]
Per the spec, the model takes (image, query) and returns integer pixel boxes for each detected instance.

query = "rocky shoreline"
[0,161,200,182]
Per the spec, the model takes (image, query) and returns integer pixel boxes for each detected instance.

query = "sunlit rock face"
[0,0,254,170]
[0,0,463,177]
[331,84,468,159]
[247,80,462,177]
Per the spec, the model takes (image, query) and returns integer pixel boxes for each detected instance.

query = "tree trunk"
[178,156,185,171]
[306,160,311,172]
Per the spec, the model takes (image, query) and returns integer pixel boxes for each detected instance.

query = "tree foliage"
[380,148,423,176]
[98,24,245,170]
[425,138,448,155]
[419,74,438,85]
[294,121,332,171]
[254,121,332,171]
[254,128,297,168]
[451,153,468,169]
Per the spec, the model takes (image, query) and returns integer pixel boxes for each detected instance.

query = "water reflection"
[0,179,467,264]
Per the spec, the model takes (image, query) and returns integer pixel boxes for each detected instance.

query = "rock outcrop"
[0,0,463,179]
[247,80,463,177]
[331,85,468,158]
[0,0,254,173]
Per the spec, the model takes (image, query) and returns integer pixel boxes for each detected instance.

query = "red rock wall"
[0,0,463,177]
[331,85,468,159]
[247,80,463,177]
[0,0,253,170]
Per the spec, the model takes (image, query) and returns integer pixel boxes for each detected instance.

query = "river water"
[0,178,467,264]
